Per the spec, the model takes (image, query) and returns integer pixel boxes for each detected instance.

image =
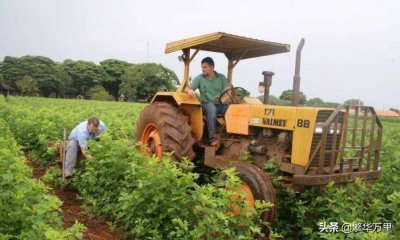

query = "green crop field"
[0,95,399,239]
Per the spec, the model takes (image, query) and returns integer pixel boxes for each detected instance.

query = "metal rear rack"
[293,105,383,186]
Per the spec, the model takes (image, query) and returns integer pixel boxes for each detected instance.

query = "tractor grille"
[309,110,344,168]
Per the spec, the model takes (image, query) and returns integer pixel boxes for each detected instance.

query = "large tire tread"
[135,102,196,160]
[235,162,277,224]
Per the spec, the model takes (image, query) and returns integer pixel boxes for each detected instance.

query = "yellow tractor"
[135,32,382,224]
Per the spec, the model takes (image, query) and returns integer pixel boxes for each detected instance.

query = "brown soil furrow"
[25,152,125,240]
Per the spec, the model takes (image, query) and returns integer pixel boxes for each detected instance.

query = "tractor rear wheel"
[135,102,196,160]
[234,162,277,224]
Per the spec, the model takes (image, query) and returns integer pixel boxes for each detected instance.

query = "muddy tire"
[135,102,196,160]
[235,162,277,224]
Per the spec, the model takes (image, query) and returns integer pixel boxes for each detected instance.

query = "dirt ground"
[26,155,125,240]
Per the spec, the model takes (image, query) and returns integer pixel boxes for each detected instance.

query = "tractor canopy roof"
[165,32,290,60]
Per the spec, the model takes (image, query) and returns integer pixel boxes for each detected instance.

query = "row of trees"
[0,56,179,101]
[0,55,367,106]
[258,90,364,107]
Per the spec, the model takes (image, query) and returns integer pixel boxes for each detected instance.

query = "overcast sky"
[0,0,399,109]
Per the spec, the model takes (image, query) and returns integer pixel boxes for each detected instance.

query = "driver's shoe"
[64,172,73,179]
[210,140,220,148]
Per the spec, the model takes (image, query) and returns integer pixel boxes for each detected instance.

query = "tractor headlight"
[314,122,323,134]
[314,122,341,134]
[330,123,341,134]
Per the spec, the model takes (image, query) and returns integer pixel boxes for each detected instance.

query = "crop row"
[1,96,270,239]
[0,96,84,239]
[2,96,145,164]
[1,96,399,239]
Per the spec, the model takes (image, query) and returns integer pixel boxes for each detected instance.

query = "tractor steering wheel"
[218,87,249,104]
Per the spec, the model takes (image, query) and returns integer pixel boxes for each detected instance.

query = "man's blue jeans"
[202,103,229,142]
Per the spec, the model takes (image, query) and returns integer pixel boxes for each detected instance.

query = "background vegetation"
[0,56,178,101]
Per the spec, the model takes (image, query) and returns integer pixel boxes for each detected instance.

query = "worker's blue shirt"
[68,120,106,148]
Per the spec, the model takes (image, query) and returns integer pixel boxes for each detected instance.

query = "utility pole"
[146,41,149,62]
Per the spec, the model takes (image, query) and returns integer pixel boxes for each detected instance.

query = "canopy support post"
[178,47,201,92]
[226,50,248,86]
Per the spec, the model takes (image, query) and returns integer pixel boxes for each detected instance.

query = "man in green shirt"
[185,57,230,146]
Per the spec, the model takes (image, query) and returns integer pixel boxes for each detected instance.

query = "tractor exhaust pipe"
[261,71,274,104]
[292,38,305,106]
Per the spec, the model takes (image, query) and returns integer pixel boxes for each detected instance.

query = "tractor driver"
[185,57,230,146]
[63,117,106,178]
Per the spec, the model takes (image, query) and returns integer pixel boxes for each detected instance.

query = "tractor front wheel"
[234,162,277,224]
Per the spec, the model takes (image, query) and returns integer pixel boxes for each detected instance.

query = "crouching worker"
[64,117,106,178]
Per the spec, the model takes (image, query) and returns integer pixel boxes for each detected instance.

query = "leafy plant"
[71,134,269,239]
[0,118,85,239]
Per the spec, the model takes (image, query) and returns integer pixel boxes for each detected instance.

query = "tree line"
[0,55,368,106]
[258,90,364,107]
[0,56,179,101]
